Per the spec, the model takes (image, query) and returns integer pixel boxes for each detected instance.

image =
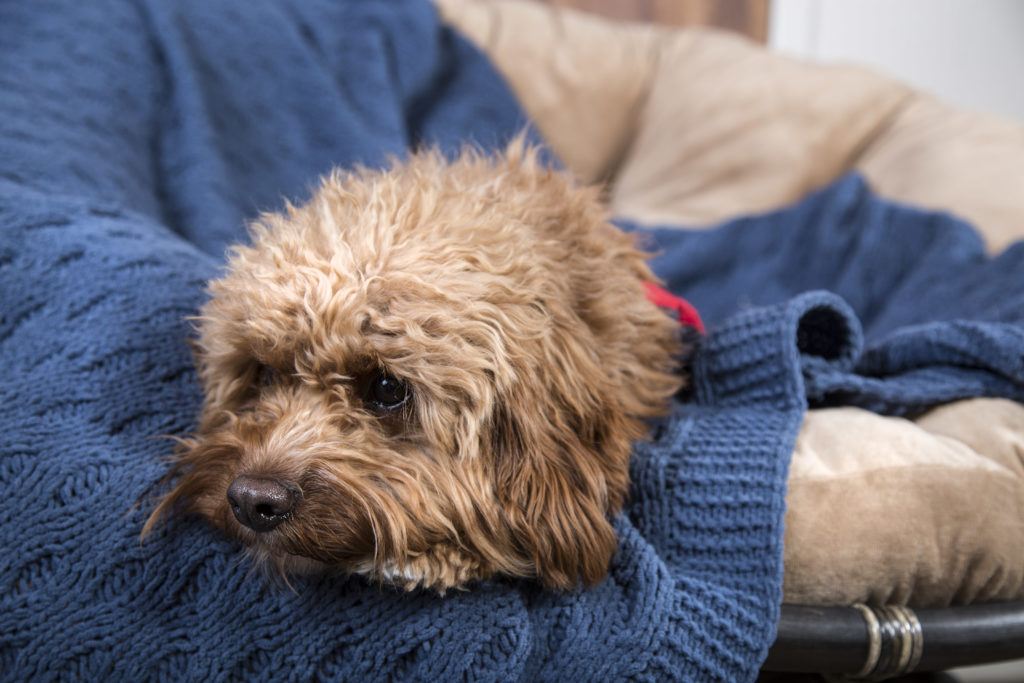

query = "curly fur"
[144,139,684,592]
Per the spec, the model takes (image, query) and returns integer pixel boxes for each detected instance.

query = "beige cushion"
[436,0,1024,607]
[785,401,1024,607]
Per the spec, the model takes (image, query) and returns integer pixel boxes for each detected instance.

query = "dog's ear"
[487,335,643,589]
[489,402,619,589]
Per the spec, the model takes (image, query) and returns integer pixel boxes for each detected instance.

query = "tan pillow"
[784,400,1024,607]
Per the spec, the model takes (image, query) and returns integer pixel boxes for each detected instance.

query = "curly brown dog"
[145,139,684,592]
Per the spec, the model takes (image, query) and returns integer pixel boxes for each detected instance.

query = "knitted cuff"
[692,290,862,410]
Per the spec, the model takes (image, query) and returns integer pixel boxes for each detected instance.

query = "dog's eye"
[366,371,409,411]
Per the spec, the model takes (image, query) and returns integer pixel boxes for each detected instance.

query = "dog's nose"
[226,476,297,532]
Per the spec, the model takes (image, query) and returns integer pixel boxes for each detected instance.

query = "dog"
[144,139,686,592]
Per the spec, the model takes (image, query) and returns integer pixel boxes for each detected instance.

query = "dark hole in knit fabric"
[796,306,849,361]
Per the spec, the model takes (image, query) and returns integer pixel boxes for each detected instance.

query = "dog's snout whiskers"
[227,475,298,532]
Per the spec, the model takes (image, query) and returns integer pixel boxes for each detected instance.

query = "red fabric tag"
[643,282,705,334]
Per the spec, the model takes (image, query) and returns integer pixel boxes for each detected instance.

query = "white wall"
[768,0,1024,124]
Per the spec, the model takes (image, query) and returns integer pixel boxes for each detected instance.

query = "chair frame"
[762,601,1024,679]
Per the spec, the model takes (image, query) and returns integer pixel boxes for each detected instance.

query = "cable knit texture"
[2,1,1023,681]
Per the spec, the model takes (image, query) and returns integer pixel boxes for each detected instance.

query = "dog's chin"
[229,529,483,594]
[222,516,372,586]
[236,542,332,583]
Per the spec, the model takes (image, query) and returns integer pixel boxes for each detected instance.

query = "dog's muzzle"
[227,475,298,532]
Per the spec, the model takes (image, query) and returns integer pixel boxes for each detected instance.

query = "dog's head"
[145,141,684,591]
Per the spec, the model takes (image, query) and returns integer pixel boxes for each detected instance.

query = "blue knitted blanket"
[3,1,1024,680]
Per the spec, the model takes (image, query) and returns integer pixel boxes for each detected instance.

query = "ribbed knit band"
[694,290,862,410]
